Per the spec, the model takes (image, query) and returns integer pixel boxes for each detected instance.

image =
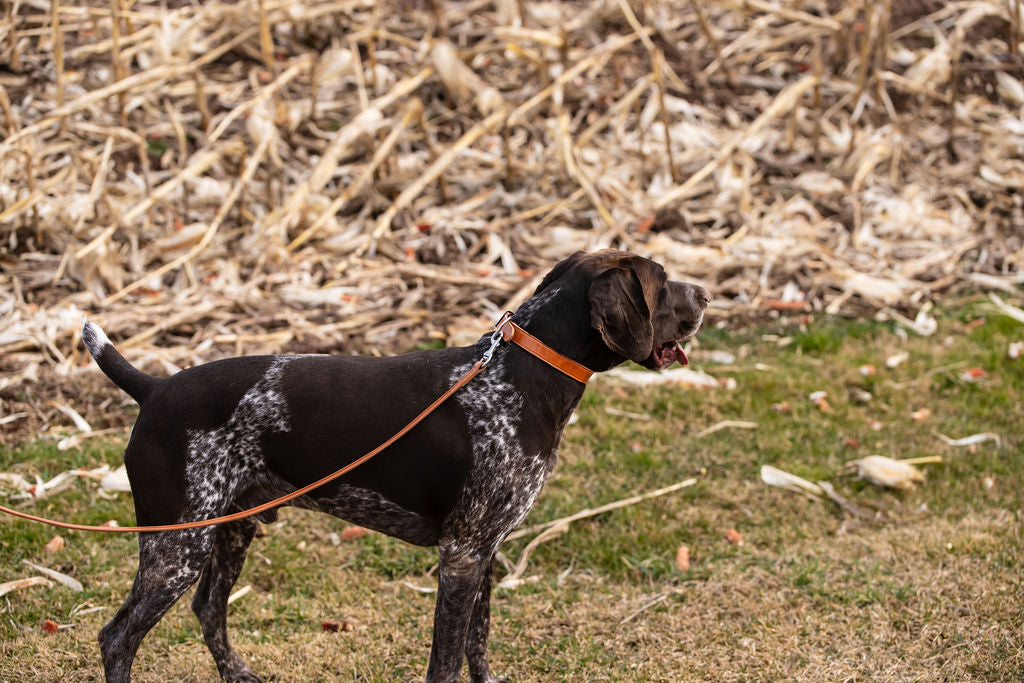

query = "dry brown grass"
[1,507,1020,681]
[2,310,1023,681]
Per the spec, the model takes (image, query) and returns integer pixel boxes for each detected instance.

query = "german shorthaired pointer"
[83,249,710,682]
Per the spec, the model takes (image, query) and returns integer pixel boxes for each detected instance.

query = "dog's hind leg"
[191,517,262,683]
[99,528,215,683]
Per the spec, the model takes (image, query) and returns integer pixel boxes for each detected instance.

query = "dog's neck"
[500,283,625,388]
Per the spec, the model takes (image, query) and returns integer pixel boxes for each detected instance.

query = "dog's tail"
[82,320,160,404]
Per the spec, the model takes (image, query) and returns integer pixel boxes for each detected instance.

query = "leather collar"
[495,312,594,384]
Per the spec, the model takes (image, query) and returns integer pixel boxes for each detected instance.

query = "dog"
[82,249,710,682]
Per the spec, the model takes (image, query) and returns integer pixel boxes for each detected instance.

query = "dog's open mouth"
[653,340,688,369]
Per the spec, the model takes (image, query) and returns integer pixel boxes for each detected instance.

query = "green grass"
[1,300,1022,681]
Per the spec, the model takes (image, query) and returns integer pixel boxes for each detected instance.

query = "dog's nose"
[687,284,711,309]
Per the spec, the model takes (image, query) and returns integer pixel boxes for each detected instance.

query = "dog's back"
[84,322,479,530]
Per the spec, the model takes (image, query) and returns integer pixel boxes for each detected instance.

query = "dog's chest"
[450,358,558,544]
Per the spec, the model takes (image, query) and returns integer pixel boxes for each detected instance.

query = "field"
[3,0,1024,680]
[1,301,1021,681]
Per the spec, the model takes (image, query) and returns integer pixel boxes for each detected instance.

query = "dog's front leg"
[425,539,492,683]
[465,555,507,683]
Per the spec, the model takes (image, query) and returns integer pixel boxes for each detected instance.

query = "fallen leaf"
[844,437,861,449]
[603,367,733,390]
[635,213,656,233]
[911,408,931,422]
[761,298,810,312]
[760,465,823,496]
[808,391,832,413]
[964,317,986,331]
[227,585,252,605]
[100,465,131,493]
[42,620,60,634]
[341,526,368,541]
[674,544,690,572]
[44,535,65,553]
[725,529,744,546]
[0,576,52,598]
[989,294,1024,324]
[858,364,876,376]
[959,367,986,383]
[695,420,758,438]
[850,388,872,403]
[321,620,352,632]
[771,401,791,413]
[605,407,652,421]
[886,351,909,369]
[21,560,83,592]
[53,403,92,432]
[936,432,1001,447]
[706,350,736,364]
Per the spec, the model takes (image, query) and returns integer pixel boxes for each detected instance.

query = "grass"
[1,298,1022,681]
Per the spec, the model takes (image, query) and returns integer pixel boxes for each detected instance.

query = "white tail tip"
[81,320,111,357]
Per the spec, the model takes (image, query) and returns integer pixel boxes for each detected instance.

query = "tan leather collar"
[495,312,594,384]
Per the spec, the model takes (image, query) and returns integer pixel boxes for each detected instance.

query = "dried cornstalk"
[1,0,1022,448]
[288,98,423,251]
[75,148,223,259]
[105,134,273,304]
[368,109,507,245]
[654,75,819,209]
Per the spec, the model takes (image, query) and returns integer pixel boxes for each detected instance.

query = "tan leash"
[0,314,593,533]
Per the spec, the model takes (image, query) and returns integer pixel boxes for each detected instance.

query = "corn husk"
[2,0,1023,446]
[848,455,925,490]
[760,465,823,497]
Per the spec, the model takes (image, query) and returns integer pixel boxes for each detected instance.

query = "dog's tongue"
[674,341,689,366]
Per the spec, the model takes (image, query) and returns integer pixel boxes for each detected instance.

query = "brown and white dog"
[82,249,709,682]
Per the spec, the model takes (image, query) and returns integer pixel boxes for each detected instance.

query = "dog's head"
[534,250,710,370]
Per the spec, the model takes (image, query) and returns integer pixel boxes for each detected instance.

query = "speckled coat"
[83,250,710,683]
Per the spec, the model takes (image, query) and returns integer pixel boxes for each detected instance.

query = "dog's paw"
[222,670,263,683]
[219,655,263,683]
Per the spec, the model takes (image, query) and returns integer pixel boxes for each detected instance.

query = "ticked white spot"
[183,357,294,519]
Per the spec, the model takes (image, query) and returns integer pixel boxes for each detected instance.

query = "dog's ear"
[589,257,666,362]
[534,251,587,295]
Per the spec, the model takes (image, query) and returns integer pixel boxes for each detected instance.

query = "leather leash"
[0,313,592,533]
